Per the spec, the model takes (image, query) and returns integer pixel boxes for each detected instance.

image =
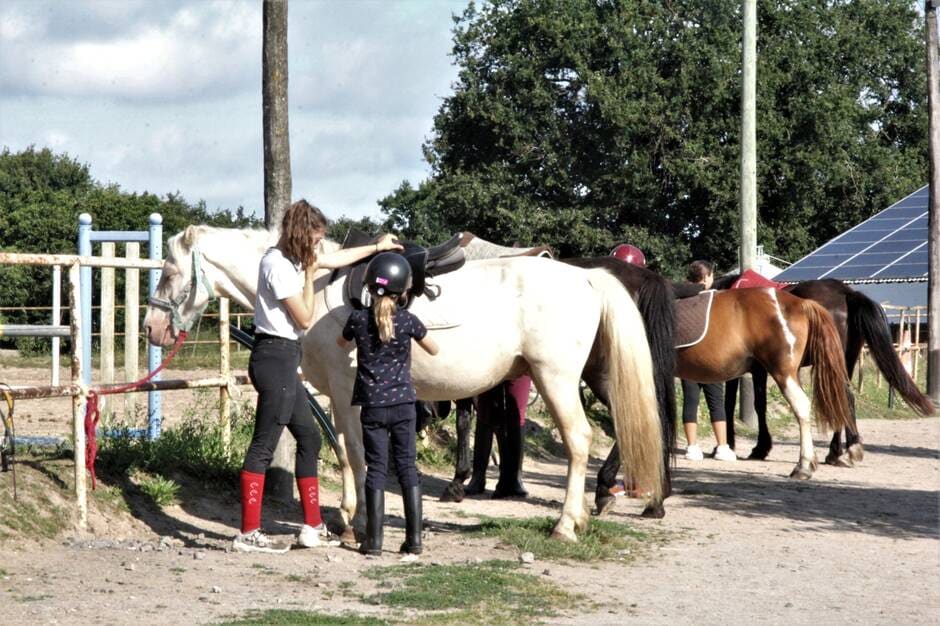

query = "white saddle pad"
[324,275,465,330]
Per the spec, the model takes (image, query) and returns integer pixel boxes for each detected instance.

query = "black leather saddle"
[329,229,466,309]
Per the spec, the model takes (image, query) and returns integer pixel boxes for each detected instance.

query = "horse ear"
[180,225,200,251]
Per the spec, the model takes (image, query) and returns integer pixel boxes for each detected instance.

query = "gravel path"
[1,417,937,625]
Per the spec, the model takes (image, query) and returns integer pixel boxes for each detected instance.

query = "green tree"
[380,0,926,276]
[0,146,262,347]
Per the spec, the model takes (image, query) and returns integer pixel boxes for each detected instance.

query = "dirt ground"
[0,364,938,625]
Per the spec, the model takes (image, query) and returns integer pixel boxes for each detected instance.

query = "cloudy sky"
[0,0,468,220]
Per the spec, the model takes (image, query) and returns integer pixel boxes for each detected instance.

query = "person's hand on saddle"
[375,233,403,253]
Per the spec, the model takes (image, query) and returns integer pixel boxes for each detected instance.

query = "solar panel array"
[774,185,929,283]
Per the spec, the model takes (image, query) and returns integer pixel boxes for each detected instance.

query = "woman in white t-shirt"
[233,199,402,554]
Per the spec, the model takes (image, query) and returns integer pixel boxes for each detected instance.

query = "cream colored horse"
[144,226,662,541]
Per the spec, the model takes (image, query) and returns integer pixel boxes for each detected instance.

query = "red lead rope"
[83,331,188,489]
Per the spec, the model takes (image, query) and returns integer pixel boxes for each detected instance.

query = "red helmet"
[610,243,646,267]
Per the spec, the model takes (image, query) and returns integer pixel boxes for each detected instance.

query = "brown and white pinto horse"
[712,275,935,465]
[674,287,854,479]
[568,258,854,514]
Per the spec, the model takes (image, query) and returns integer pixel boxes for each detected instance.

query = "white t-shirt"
[254,247,305,339]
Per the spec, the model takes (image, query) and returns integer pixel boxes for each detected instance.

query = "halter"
[148,246,217,332]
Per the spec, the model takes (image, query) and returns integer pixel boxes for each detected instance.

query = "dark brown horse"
[569,259,855,514]
[712,275,935,465]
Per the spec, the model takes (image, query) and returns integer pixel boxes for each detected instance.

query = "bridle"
[147,247,217,332]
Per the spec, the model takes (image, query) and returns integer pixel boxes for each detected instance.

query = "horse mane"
[166,226,277,269]
[711,273,740,290]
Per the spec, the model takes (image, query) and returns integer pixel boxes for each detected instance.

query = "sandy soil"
[0,369,937,624]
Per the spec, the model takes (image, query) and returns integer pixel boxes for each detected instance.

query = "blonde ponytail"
[373,295,397,343]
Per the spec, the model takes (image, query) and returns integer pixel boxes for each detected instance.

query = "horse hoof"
[748,447,770,461]
[439,483,465,503]
[848,443,864,463]
[464,480,485,496]
[789,466,813,480]
[593,495,616,517]
[339,526,359,546]
[492,484,528,500]
[549,529,577,543]
[641,503,665,519]
[825,451,853,468]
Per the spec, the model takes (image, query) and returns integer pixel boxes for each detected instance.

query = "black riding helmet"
[364,251,412,296]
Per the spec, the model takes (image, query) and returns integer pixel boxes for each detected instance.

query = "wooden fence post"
[69,262,87,528]
[219,297,231,454]
[100,242,115,422]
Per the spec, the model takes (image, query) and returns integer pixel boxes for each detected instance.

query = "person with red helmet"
[610,243,647,267]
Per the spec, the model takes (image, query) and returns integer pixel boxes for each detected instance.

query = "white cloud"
[0,0,260,102]
[0,0,466,220]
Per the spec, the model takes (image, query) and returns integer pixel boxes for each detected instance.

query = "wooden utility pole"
[264,0,292,230]
[262,0,296,500]
[926,0,940,409]
[738,0,759,426]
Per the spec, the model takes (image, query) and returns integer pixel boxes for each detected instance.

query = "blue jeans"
[360,403,418,490]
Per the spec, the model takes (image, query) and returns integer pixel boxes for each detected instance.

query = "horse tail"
[802,300,853,434]
[635,273,677,478]
[846,290,934,416]
[590,270,664,503]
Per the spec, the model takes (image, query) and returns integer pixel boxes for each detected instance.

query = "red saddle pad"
[731,269,787,290]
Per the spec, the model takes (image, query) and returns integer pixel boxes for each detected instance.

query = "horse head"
[143,225,220,347]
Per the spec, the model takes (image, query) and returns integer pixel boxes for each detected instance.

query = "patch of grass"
[0,490,70,540]
[283,573,311,584]
[362,560,581,624]
[91,484,131,513]
[133,471,180,507]
[251,563,276,575]
[218,610,388,625]
[19,594,52,602]
[415,419,457,470]
[523,420,565,459]
[0,568,8,576]
[96,393,256,486]
[170,567,186,575]
[473,516,662,562]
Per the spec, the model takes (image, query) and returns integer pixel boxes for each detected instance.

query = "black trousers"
[360,403,418,491]
[243,334,321,477]
[681,379,727,425]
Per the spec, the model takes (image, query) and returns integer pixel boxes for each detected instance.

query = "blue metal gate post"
[147,213,163,439]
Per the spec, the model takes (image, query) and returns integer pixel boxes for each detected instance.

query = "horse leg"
[749,367,773,460]
[825,383,860,467]
[724,378,739,450]
[844,384,864,462]
[533,370,592,542]
[440,399,473,502]
[329,399,367,544]
[824,428,848,467]
[778,375,817,480]
[594,444,621,517]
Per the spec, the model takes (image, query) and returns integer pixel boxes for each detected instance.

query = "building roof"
[774,185,928,284]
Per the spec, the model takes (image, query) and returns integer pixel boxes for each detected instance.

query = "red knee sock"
[240,470,265,533]
[297,476,322,527]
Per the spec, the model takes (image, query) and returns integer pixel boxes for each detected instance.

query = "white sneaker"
[713,444,738,462]
[297,523,327,548]
[232,529,290,554]
[685,444,704,461]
